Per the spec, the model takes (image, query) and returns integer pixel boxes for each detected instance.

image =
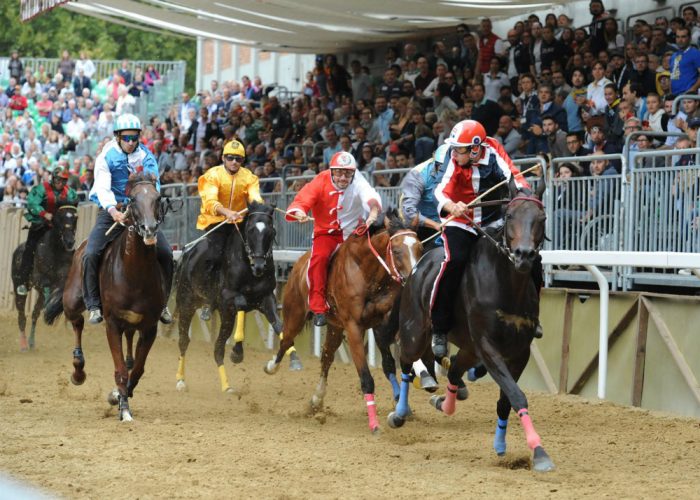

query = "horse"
[44,173,180,421]
[387,179,555,472]
[173,201,297,393]
[264,208,422,433]
[11,203,78,351]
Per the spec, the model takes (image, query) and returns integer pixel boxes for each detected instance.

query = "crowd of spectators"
[0,50,163,204]
[5,1,700,214]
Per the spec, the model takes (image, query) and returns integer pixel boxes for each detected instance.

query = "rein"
[366,230,416,286]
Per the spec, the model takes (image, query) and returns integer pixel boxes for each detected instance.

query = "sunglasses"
[331,169,354,178]
[120,134,140,143]
[454,145,482,155]
[224,154,244,162]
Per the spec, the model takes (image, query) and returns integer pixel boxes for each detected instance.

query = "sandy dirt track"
[1,314,699,499]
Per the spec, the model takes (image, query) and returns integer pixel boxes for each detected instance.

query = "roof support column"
[196,35,203,92]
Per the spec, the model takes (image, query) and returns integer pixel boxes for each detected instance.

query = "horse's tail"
[43,287,65,325]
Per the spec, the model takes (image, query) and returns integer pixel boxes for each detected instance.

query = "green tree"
[0,2,196,91]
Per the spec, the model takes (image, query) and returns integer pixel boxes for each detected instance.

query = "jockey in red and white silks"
[286,151,382,326]
[430,119,529,358]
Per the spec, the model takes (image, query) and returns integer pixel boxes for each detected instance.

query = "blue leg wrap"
[387,372,401,402]
[494,417,508,455]
[395,374,411,418]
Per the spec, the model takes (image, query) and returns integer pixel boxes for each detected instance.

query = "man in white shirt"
[65,112,86,142]
[483,58,510,102]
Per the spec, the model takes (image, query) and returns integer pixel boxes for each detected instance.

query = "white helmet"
[114,113,142,133]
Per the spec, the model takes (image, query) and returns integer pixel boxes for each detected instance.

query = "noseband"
[233,211,275,267]
[366,230,417,286]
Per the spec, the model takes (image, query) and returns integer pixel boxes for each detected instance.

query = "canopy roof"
[63,0,560,53]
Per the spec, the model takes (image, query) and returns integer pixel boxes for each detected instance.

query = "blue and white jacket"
[89,139,160,210]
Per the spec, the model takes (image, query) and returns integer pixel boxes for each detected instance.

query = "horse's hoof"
[264,360,280,375]
[310,395,323,413]
[176,379,187,392]
[19,335,29,352]
[419,371,438,392]
[387,411,405,429]
[430,394,445,412]
[223,386,235,394]
[289,358,303,371]
[120,409,133,422]
[370,425,381,435]
[532,446,555,472]
[230,346,244,364]
[107,389,119,406]
[71,372,86,386]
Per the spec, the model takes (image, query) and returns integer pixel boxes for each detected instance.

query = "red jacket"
[435,137,530,232]
[286,170,381,239]
[9,94,28,111]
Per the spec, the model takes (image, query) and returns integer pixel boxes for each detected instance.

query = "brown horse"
[44,174,178,421]
[264,209,422,433]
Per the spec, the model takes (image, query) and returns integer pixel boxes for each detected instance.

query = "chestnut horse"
[11,203,78,351]
[264,209,422,433]
[386,179,555,471]
[45,174,179,421]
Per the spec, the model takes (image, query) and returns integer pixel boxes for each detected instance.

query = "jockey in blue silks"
[83,113,174,325]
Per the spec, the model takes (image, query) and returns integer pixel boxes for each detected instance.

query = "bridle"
[56,205,78,251]
[125,180,161,240]
[366,230,417,286]
[233,211,275,267]
[462,195,545,265]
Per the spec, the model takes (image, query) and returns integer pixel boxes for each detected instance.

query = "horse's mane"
[368,207,407,237]
[247,200,274,216]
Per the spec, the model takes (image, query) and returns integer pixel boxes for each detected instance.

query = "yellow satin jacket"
[196,165,263,230]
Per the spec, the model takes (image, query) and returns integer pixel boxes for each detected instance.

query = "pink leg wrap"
[518,409,542,450]
[364,393,379,431]
[441,383,458,416]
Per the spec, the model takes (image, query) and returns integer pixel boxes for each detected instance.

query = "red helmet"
[329,151,357,170]
[446,120,487,148]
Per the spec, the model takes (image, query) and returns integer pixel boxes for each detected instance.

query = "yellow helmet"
[223,140,245,157]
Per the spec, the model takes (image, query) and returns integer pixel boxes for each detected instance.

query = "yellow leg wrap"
[233,311,245,343]
[176,356,186,381]
[218,365,230,392]
[281,332,296,355]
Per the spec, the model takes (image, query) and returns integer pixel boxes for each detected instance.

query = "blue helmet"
[114,113,142,133]
[434,144,450,165]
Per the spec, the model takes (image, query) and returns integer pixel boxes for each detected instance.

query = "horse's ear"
[535,178,546,200]
[508,175,518,199]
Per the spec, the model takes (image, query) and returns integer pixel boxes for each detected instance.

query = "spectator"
[530,22,544,75]
[470,83,502,136]
[629,53,657,97]
[643,92,668,145]
[602,83,624,145]
[374,95,394,145]
[8,50,23,81]
[586,61,613,117]
[603,18,625,51]
[477,18,504,74]
[115,86,135,114]
[682,6,700,45]
[588,125,622,172]
[506,29,531,88]
[483,58,509,102]
[118,59,132,86]
[650,28,677,58]
[669,27,700,95]
[58,50,75,83]
[73,69,92,95]
[267,96,292,141]
[413,57,434,94]
[541,25,569,71]
[589,0,611,55]
[494,115,521,156]
[350,60,372,102]
[322,128,341,165]
[9,84,28,111]
[543,115,568,158]
[75,51,96,79]
[145,64,161,85]
[565,132,592,174]
[378,68,402,100]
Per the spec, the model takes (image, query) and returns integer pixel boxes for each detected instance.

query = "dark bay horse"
[11,203,78,351]
[44,174,178,421]
[173,201,295,393]
[388,180,555,472]
[264,209,422,433]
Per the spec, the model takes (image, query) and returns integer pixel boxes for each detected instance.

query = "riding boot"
[200,306,212,321]
[313,312,327,327]
[431,330,448,359]
[88,308,103,324]
[160,306,173,324]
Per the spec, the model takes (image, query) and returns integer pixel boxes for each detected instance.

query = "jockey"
[196,139,263,319]
[83,113,174,325]
[16,166,78,296]
[430,119,530,358]
[399,143,450,248]
[286,151,382,326]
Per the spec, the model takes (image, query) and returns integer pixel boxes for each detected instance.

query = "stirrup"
[16,284,28,296]
[200,306,211,321]
[534,322,544,339]
[160,306,173,324]
[88,308,103,324]
[313,313,327,327]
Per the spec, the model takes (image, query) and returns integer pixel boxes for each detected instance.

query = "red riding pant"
[307,233,344,314]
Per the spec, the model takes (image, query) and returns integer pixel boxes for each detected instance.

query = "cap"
[687,116,700,129]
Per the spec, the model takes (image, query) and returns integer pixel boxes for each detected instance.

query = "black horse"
[386,179,555,472]
[11,203,78,351]
[173,201,298,393]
